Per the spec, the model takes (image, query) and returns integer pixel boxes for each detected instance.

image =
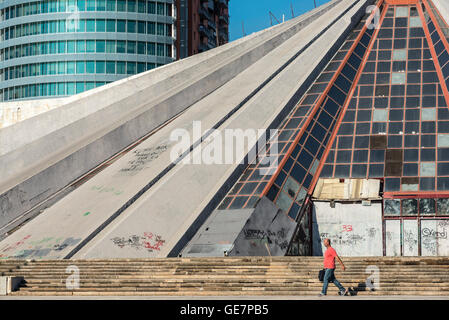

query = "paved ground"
[1,295,448,300]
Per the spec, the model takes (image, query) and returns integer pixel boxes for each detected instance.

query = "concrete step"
[2,257,449,296]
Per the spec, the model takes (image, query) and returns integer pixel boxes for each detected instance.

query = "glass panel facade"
[219,8,378,213]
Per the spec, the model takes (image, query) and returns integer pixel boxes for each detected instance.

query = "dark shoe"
[318,293,326,297]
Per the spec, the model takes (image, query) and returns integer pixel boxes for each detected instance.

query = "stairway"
[1,257,449,296]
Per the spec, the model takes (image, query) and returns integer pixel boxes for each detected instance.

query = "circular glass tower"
[0,0,176,101]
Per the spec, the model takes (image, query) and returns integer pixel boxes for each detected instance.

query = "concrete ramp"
[0,0,371,259]
[0,0,341,232]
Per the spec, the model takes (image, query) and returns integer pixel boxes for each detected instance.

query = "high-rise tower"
[0,0,176,101]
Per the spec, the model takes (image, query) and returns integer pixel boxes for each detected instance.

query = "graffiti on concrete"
[243,228,289,251]
[421,220,449,255]
[422,228,447,239]
[0,235,31,257]
[403,229,418,254]
[119,145,168,175]
[315,223,381,254]
[367,227,377,238]
[91,185,123,196]
[111,232,165,253]
[0,236,81,259]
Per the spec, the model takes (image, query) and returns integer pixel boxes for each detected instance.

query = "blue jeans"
[321,268,345,295]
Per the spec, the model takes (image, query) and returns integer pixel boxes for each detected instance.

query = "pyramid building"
[186,0,449,257]
[1,0,449,259]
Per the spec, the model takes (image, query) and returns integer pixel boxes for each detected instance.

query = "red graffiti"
[0,235,31,253]
[342,225,353,232]
[143,232,165,251]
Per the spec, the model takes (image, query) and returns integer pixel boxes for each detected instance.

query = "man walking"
[319,238,349,296]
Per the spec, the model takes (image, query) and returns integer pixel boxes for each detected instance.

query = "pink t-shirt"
[324,247,337,269]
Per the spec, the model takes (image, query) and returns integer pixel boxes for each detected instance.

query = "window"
[67,40,75,53]
[76,40,85,52]
[166,3,172,16]
[77,0,86,11]
[76,82,85,93]
[76,19,85,32]
[58,62,65,74]
[58,20,66,32]
[97,0,106,11]
[67,19,76,32]
[106,0,116,11]
[106,61,115,73]
[106,19,115,32]
[117,0,126,11]
[138,21,145,34]
[157,2,164,15]
[86,40,95,52]
[96,19,106,32]
[127,20,136,33]
[147,22,155,34]
[138,0,145,13]
[166,44,171,57]
[116,61,125,74]
[137,41,145,54]
[127,0,136,12]
[67,61,75,74]
[137,62,145,73]
[49,41,57,54]
[96,61,105,73]
[76,61,85,73]
[86,61,95,73]
[127,41,136,54]
[117,20,126,32]
[87,0,96,11]
[156,23,164,36]
[116,40,126,53]
[86,82,95,91]
[96,40,105,52]
[57,83,65,95]
[59,0,67,12]
[157,43,164,56]
[86,19,95,32]
[67,82,75,94]
[148,1,155,14]
[147,42,155,55]
[106,40,116,53]
[126,61,136,74]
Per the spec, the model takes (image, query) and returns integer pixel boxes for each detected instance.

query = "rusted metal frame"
[261,1,386,199]
[308,2,390,193]
[383,191,449,198]
[418,1,449,112]
[427,0,449,29]
[385,0,418,4]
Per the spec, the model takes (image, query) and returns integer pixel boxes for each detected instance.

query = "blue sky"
[229,0,332,41]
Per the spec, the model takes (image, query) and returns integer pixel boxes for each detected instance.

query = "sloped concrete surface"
[0,0,371,260]
[0,0,343,231]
